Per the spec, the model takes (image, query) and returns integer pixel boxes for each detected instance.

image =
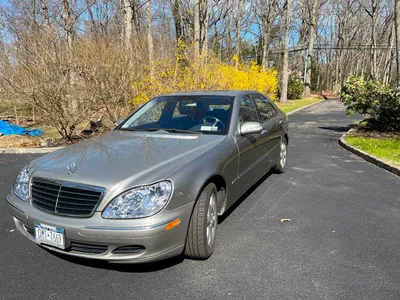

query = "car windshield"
[119,96,234,135]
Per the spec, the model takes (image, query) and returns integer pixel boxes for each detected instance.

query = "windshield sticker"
[200,126,218,132]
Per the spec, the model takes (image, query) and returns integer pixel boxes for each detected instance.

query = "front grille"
[31,178,104,217]
[68,241,108,254]
[112,245,145,254]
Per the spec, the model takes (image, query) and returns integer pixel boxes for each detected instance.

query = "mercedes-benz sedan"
[6,91,289,263]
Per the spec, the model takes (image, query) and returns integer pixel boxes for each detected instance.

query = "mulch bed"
[347,125,400,139]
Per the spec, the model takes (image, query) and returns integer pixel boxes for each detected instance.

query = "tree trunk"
[61,0,78,113]
[146,0,154,79]
[304,0,319,97]
[61,0,74,60]
[201,0,209,57]
[172,0,183,42]
[383,22,395,85]
[226,3,233,60]
[123,0,133,48]
[261,0,277,71]
[235,0,243,67]
[396,0,400,87]
[280,0,291,103]
[194,0,201,65]
[370,0,378,79]
[262,24,271,70]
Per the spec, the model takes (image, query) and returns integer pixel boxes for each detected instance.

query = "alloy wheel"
[280,141,287,168]
[206,192,217,247]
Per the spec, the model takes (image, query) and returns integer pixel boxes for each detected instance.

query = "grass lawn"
[275,97,322,114]
[345,136,400,167]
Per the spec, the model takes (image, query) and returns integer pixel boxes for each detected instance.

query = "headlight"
[102,181,173,219]
[13,165,30,201]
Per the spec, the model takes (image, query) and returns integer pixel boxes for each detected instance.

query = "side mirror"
[240,122,263,135]
[114,118,125,126]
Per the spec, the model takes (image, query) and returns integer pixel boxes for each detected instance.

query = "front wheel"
[185,183,218,260]
[274,138,288,174]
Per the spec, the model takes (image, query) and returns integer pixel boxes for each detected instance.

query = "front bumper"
[6,193,193,263]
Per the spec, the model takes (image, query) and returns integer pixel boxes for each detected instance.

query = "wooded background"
[0,0,398,138]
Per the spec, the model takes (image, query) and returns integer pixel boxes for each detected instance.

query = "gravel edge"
[1,98,325,154]
[0,147,64,154]
[339,129,400,177]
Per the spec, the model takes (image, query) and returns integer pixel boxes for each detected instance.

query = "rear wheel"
[185,183,218,260]
[274,138,288,174]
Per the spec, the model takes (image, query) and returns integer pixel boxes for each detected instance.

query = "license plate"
[35,222,65,250]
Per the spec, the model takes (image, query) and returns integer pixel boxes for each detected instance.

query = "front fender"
[167,136,238,212]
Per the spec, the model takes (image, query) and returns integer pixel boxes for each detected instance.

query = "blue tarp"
[0,120,44,137]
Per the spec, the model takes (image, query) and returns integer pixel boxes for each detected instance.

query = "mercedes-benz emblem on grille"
[67,161,78,175]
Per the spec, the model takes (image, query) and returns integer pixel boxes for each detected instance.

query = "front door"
[235,95,267,197]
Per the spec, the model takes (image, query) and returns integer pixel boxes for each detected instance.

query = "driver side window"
[239,96,259,124]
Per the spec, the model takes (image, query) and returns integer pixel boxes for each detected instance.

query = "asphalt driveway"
[1,100,399,300]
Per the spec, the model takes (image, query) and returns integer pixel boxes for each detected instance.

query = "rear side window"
[239,96,259,124]
[252,94,278,123]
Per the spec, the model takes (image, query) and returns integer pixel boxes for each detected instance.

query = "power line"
[270,44,395,54]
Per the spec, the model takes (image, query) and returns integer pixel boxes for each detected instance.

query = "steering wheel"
[202,116,225,130]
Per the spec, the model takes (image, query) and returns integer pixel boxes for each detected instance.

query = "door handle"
[261,129,268,135]
[278,119,283,125]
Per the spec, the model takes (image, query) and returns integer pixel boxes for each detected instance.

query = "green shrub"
[287,76,304,100]
[341,75,400,131]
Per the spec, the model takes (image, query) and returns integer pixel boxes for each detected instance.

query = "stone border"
[1,98,325,154]
[286,99,325,116]
[339,129,400,177]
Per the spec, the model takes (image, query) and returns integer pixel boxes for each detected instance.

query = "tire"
[185,182,218,260]
[274,138,288,174]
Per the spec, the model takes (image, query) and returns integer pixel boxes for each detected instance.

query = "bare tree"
[304,0,319,97]
[201,0,209,56]
[280,0,290,103]
[396,0,400,87]
[235,0,243,67]
[194,0,201,64]
[254,0,280,70]
[146,0,154,79]
[123,0,134,48]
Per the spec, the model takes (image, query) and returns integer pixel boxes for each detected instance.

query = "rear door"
[251,94,282,168]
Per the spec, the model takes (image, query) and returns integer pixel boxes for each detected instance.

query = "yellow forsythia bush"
[132,55,278,106]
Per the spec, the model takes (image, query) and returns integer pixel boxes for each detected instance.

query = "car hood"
[30,131,225,202]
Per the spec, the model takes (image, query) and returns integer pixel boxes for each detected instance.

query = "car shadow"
[44,248,185,272]
[218,170,274,224]
[318,125,353,133]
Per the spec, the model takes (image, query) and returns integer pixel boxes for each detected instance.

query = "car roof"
[162,90,261,98]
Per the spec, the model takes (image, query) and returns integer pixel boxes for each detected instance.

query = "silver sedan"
[6,91,289,263]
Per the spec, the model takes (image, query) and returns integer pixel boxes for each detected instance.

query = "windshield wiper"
[120,127,202,134]
[161,128,203,134]
[120,127,163,132]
